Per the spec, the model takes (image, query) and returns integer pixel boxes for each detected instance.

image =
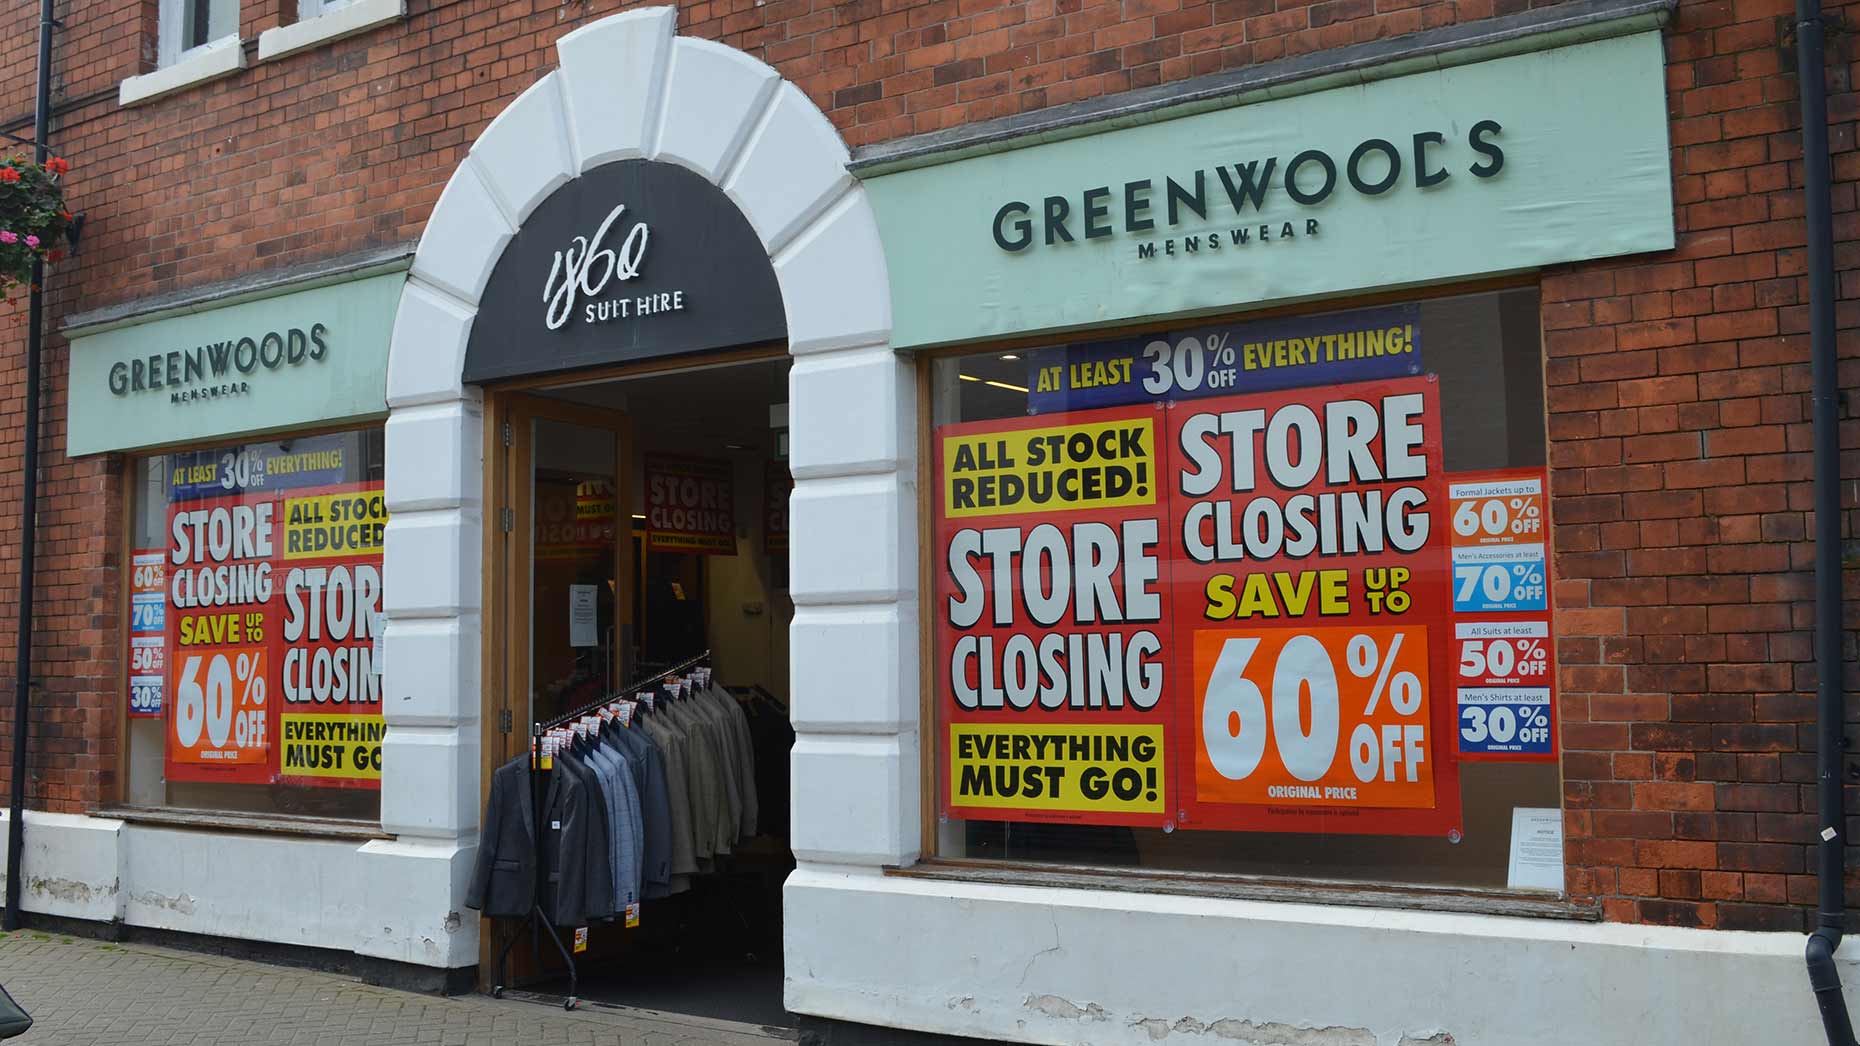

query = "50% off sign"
[174,648,269,764]
[1195,626,1434,808]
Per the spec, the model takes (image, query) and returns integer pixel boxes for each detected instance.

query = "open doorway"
[483,354,796,1028]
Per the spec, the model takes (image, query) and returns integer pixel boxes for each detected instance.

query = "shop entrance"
[481,352,795,1028]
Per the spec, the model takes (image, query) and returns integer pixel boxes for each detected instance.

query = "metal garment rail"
[491,649,714,1009]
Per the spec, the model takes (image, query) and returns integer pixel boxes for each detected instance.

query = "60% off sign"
[174,648,269,763]
[1195,626,1434,808]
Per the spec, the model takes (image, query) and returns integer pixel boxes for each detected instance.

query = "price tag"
[1448,475,1544,546]
[1454,620,1551,687]
[624,902,640,928]
[1458,687,1553,756]
[1450,543,1546,613]
[572,926,588,953]
[1194,624,1435,810]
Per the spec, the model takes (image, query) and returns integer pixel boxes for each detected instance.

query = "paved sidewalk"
[0,930,793,1045]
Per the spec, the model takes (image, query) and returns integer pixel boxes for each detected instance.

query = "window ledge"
[119,36,246,109]
[257,0,405,62]
[94,805,390,841]
[891,860,1602,922]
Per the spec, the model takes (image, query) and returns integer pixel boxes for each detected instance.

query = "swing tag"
[573,927,589,953]
[624,903,640,929]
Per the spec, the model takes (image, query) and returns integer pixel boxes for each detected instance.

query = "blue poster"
[129,594,165,633]
[1458,688,1554,755]
[1025,303,1422,413]
[167,432,356,501]
[1450,543,1548,613]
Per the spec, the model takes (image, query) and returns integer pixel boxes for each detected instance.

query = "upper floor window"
[160,0,238,65]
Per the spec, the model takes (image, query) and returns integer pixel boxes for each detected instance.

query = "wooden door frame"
[473,345,788,984]
[477,391,635,982]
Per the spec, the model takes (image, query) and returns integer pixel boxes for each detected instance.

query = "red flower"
[46,249,63,263]
[0,167,18,184]
[59,210,71,221]
[43,157,68,176]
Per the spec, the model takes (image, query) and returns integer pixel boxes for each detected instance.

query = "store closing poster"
[646,456,736,555]
[164,478,388,789]
[935,373,1463,837]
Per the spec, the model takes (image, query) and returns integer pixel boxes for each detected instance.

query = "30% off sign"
[174,648,269,763]
[1195,626,1434,808]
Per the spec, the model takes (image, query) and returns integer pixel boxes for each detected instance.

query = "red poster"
[933,377,1465,836]
[1166,376,1460,835]
[935,405,1174,827]
[646,456,735,556]
[765,461,791,555]
[164,482,386,789]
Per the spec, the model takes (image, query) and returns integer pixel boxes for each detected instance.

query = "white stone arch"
[357,7,918,973]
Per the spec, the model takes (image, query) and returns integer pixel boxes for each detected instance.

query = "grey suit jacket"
[550,753,616,926]
[640,715,699,878]
[703,685,758,839]
[609,723,674,895]
[666,701,726,859]
[465,754,537,919]
[583,741,642,909]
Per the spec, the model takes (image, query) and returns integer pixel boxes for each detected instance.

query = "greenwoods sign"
[860,31,1675,350]
[65,268,401,456]
[106,322,332,405]
[990,121,1504,259]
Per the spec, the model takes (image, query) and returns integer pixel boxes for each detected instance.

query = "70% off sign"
[174,648,269,762]
[1196,626,1434,808]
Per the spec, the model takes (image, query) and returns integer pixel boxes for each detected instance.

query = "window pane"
[128,428,385,822]
[930,288,1560,890]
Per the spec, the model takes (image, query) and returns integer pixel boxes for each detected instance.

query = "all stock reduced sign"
[162,481,388,789]
[934,374,1465,837]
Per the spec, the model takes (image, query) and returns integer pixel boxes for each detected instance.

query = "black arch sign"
[462,160,787,384]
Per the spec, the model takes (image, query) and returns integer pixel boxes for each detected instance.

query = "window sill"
[890,859,1602,922]
[119,36,247,108]
[94,805,390,842]
[257,0,404,62]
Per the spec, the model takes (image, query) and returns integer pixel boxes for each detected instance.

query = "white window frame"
[257,0,403,62]
[157,0,239,68]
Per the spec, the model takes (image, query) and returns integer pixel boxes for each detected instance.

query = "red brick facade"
[0,0,1853,932]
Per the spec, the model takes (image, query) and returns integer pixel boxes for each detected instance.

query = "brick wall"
[1545,0,1860,931]
[0,0,1852,934]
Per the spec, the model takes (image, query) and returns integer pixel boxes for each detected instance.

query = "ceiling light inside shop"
[960,373,1028,394]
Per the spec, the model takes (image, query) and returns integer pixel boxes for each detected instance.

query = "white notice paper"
[1507,807,1565,892]
[569,585,598,648]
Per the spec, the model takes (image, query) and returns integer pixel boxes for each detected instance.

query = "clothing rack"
[541,649,712,731]
[491,649,714,1010]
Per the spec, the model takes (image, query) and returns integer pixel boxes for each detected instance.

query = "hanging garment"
[702,683,758,839]
[583,735,644,909]
[678,689,740,852]
[608,720,675,897]
[640,711,700,880]
[466,754,540,919]
[550,751,617,925]
[668,695,732,859]
[747,698,795,838]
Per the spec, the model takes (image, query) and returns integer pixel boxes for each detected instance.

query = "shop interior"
[495,356,795,1027]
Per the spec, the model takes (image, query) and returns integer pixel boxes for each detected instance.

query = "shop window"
[929,288,1562,891]
[124,427,385,823]
[159,0,238,64]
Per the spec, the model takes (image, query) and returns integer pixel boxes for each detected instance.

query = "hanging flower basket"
[0,154,72,294]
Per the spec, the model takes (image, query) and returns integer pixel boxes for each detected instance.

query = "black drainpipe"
[1798,0,1853,1038]
[2,0,54,934]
